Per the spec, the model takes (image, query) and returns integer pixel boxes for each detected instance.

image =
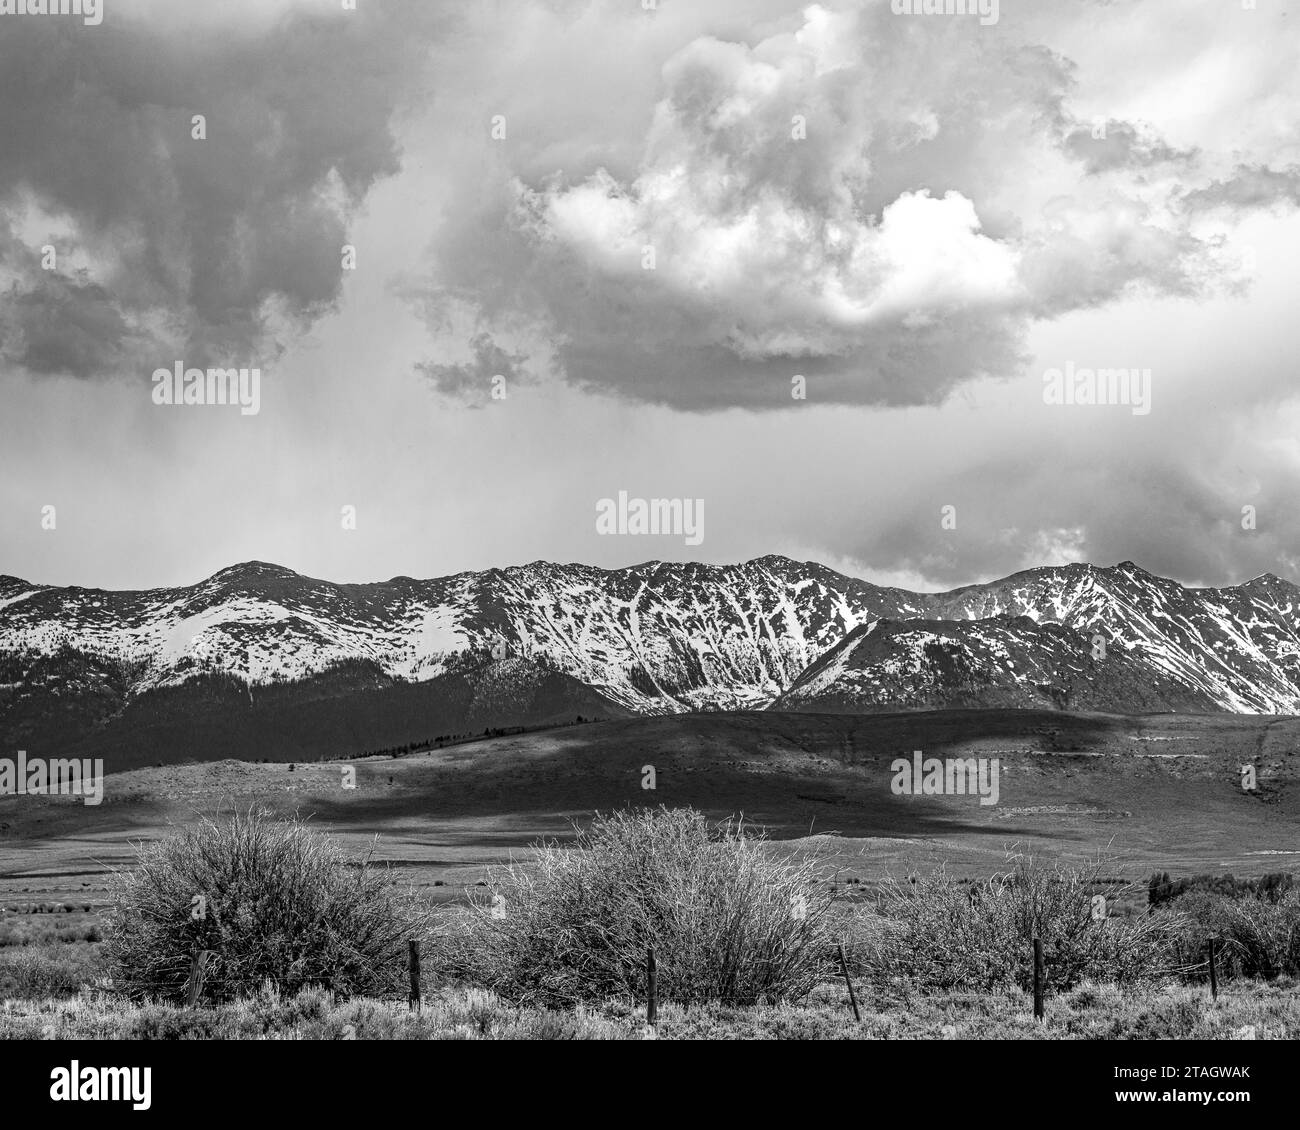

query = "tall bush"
[437,806,835,1007]
[857,857,1180,993]
[104,810,430,1004]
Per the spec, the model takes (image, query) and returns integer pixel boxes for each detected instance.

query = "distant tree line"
[1148,870,1294,907]
[341,715,599,761]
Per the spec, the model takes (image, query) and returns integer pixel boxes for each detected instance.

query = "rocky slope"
[2,557,1298,762]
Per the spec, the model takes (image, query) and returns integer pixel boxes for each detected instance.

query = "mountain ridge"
[2,553,1291,597]
[3,554,1300,765]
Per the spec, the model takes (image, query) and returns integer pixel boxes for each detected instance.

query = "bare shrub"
[104,810,431,1005]
[436,806,834,1007]
[1214,892,1300,979]
[856,855,1181,994]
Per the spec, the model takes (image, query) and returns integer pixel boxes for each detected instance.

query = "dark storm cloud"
[5,276,137,377]
[0,2,443,379]
[834,414,1300,592]
[0,224,140,376]
[417,330,533,404]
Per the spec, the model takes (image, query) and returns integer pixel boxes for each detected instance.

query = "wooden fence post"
[837,943,861,1022]
[1208,938,1218,1001]
[1032,937,1045,1021]
[186,948,210,1009]
[408,939,421,1012]
[646,946,658,1024]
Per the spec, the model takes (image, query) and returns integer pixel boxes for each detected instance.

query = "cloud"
[414,1,1300,412]
[1062,119,1196,175]
[5,0,1300,597]
[1181,164,1300,213]
[417,330,533,404]
[0,1,443,380]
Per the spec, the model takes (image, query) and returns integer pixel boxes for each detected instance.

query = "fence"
[639,935,1228,1029]
[115,932,1233,1027]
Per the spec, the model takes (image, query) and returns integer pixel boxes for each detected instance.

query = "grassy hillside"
[4,654,630,772]
[2,709,1296,918]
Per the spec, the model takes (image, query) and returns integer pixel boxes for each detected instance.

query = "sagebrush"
[434,806,835,1007]
[104,810,431,1004]
[853,857,1181,993]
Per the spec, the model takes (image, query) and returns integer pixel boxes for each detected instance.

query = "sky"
[1,0,1299,592]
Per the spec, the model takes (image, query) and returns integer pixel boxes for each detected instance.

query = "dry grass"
[1,977,1295,1040]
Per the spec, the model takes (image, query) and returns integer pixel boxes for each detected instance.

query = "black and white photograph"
[0,0,1297,1099]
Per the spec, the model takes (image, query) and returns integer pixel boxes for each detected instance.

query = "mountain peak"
[205,561,303,584]
[1107,560,1166,583]
[1240,572,1298,595]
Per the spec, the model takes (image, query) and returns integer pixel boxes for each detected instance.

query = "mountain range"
[2,556,1298,767]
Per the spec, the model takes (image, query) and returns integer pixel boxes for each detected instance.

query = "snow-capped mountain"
[919,561,1300,714]
[0,556,924,716]
[772,614,1213,715]
[2,556,1300,764]
[776,561,1300,716]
